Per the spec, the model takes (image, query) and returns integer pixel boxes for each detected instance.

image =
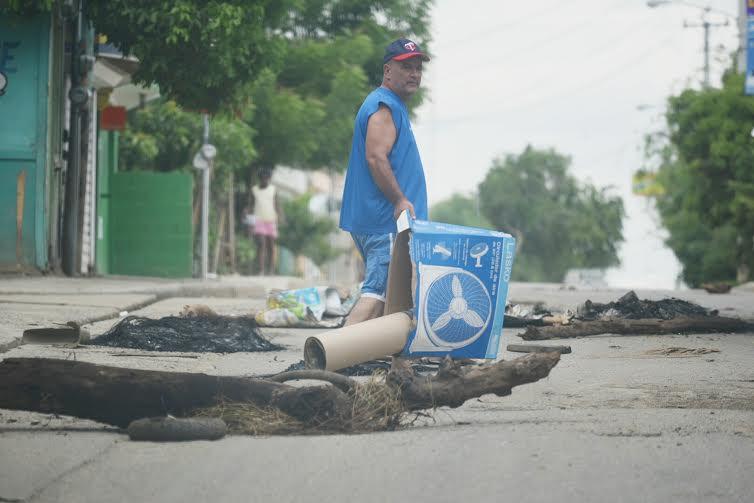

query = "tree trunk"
[0,358,335,428]
[0,354,560,429]
[521,316,754,341]
[211,206,227,273]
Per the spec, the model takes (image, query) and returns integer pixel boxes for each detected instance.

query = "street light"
[646,0,735,19]
[646,0,735,88]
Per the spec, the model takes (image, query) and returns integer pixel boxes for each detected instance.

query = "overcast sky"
[413,0,742,289]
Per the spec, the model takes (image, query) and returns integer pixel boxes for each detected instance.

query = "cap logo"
[403,41,417,51]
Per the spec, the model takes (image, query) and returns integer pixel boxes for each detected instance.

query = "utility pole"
[647,1,736,87]
[683,8,729,88]
[739,0,747,73]
[201,114,210,280]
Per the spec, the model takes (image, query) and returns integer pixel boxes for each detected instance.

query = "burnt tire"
[127,416,227,442]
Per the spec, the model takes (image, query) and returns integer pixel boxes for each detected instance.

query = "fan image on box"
[470,242,489,268]
[410,264,492,352]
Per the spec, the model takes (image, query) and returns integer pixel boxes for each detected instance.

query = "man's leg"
[345,296,384,326]
[344,232,392,326]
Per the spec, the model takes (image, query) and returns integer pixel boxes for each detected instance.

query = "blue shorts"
[351,232,393,302]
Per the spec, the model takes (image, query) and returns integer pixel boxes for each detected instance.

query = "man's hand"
[394,198,415,220]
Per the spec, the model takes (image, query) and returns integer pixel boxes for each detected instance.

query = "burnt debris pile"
[88,315,283,353]
[578,290,716,321]
[520,290,751,340]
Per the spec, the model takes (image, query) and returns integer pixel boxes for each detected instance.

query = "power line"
[434,1,571,50]
[436,1,672,85]
[430,33,679,126]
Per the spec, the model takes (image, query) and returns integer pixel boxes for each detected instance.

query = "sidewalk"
[0,274,308,351]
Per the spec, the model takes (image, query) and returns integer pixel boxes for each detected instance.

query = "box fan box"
[385,211,517,359]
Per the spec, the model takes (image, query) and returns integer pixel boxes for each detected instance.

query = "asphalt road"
[1,282,753,502]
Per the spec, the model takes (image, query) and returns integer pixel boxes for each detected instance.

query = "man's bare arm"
[365,105,415,219]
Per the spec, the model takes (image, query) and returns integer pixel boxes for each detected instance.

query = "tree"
[119,100,255,191]
[478,146,624,282]
[119,100,201,172]
[88,0,292,113]
[3,1,292,112]
[245,2,433,174]
[430,193,492,229]
[644,70,754,286]
[244,69,326,171]
[278,194,341,266]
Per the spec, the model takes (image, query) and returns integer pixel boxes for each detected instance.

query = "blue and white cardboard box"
[385,211,517,359]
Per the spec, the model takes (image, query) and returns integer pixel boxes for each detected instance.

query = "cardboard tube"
[304,312,413,371]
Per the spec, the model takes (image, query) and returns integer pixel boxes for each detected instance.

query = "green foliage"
[647,70,754,286]
[120,100,201,172]
[101,0,431,168]
[430,193,493,229]
[0,0,54,14]
[85,0,290,112]
[207,114,256,191]
[246,69,325,170]
[246,1,432,172]
[278,194,341,266]
[479,146,624,282]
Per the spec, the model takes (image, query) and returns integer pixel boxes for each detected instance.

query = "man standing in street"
[340,38,429,325]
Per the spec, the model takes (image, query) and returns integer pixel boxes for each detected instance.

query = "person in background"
[339,38,430,325]
[250,168,284,275]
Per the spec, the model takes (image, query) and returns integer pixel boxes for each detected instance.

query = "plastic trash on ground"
[255,286,358,328]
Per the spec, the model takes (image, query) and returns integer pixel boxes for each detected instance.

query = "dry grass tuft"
[347,371,406,431]
[193,400,312,436]
[193,372,416,436]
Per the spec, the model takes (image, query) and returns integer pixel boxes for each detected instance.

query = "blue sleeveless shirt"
[339,87,428,234]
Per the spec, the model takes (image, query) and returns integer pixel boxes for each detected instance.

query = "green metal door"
[0,15,50,271]
[109,171,193,277]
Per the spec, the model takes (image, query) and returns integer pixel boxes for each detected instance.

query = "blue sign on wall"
[0,41,20,96]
